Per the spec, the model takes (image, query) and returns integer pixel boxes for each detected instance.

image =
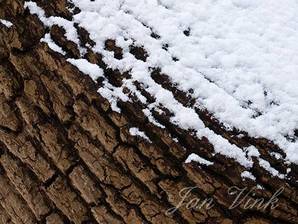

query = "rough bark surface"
[0,0,297,223]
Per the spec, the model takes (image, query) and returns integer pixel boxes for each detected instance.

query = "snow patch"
[41,34,66,55]
[241,171,256,181]
[246,146,260,158]
[0,19,13,28]
[129,127,151,142]
[259,159,285,179]
[67,58,104,81]
[185,153,214,166]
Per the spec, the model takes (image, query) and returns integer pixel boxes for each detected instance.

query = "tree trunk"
[0,0,297,223]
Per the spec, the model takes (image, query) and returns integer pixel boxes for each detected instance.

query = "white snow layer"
[0,19,13,28]
[241,171,256,181]
[41,33,66,55]
[185,153,214,166]
[25,0,298,172]
[129,127,152,142]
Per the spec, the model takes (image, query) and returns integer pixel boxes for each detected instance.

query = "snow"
[129,127,151,142]
[67,58,104,80]
[259,158,285,179]
[25,0,298,176]
[241,171,256,181]
[41,34,66,55]
[24,2,85,55]
[0,19,13,28]
[245,146,286,178]
[246,146,260,158]
[67,57,128,112]
[257,184,264,190]
[185,153,214,166]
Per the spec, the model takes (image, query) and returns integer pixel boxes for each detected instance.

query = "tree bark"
[0,0,297,223]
